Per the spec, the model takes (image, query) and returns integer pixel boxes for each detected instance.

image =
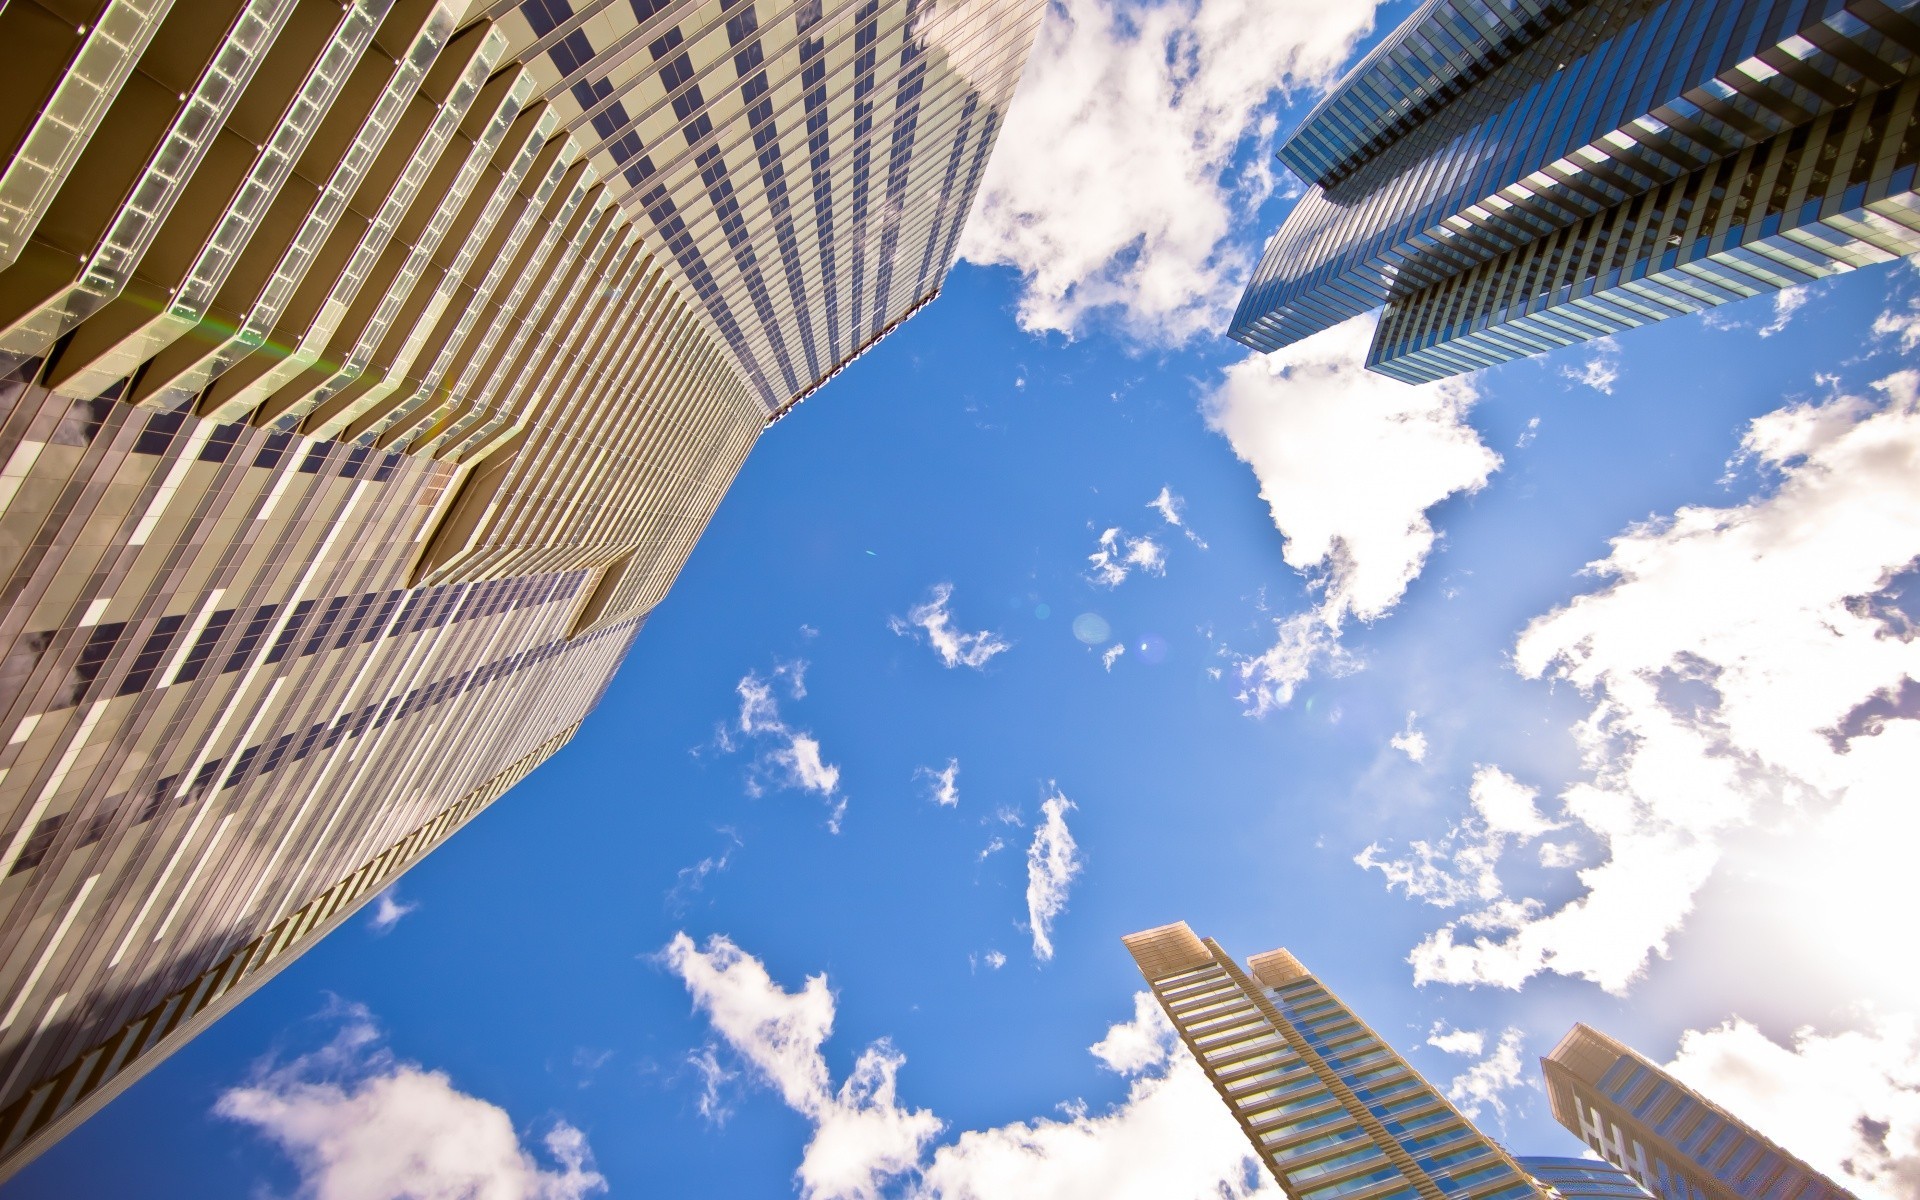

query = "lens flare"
[1136,633,1168,664]
[1072,613,1110,644]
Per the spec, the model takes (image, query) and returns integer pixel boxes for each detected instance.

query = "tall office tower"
[0,0,1040,1177]
[1515,1156,1652,1199]
[1123,922,1549,1200]
[1543,1024,1858,1200]
[1231,0,1920,383]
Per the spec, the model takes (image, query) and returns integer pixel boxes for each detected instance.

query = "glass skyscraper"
[1122,921,1556,1200]
[1543,1024,1858,1200]
[1232,0,1920,382]
[0,0,1041,1177]
[1518,1156,1656,1199]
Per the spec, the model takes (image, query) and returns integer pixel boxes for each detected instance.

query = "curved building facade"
[0,0,1041,1176]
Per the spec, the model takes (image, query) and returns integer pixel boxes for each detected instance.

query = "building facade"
[1232,0,1920,383]
[1516,1156,1653,1199]
[1122,922,1550,1200]
[1543,1024,1858,1200]
[0,0,1040,1177]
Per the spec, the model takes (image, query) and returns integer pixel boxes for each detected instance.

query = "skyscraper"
[1543,1024,1858,1200]
[0,0,1041,1177]
[1232,0,1920,383]
[1122,921,1552,1200]
[1516,1156,1656,1199]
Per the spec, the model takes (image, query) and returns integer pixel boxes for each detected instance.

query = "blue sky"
[11,1,1920,1197]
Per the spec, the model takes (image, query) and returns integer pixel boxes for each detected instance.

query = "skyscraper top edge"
[1244,947,1309,989]
[1118,921,1213,981]
[1277,0,1572,188]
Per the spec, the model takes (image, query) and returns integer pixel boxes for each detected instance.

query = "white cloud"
[1537,841,1582,869]
[725,665,846,831]
[960,0,1378,344]
[914,995,1279,1200]
[1148,487,1208,548]
[1091,994,1175,1075]
[662,933,941,1200]
[671,938,1277,1200]
[1873,297,1920,351]
[669,828,743,913]
[1401,373,1920,995]
[1087,527,1167,588]
[1758,284,1811,337]
[890,584,1012,670]
[980,951,1007,972]
[1560,336,1620,393]
[1101,643,1125,672]
[1390,712,1428,763]
[1356,766,1554,909]
[689,1043,739,1123]
[916,759,961,807]
[1469,766,1556,840]
[1442,1027,1527,1122]
[1666,1016,1920,1200]
[216,1006,604,1200]
[1025,789,1082,962]
[977,836,1005,862]
[1206,317,1498,715]
[1426,1022,1484,1058]
[1516,416,1541,449]
[366,887,417,934]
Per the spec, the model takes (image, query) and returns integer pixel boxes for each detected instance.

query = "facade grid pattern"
[0,0,1041,1181]
[1232,0,1920,382]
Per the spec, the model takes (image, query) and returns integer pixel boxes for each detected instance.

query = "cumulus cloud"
[916,759,961,807]
[724,664,847,830]
[1356,766,1554,910]
[1148,487,1208,548]
[216,1005,604,1200]
[960,0,1378,343]
[672,937,1278,1200]
[1087,527,1167,588]
[365,887,417,934]
[1873,297,1920,351]
[977,836,1005,862]
[1442,1027,1527,1122]
[1400,373,1920,995]
[915,994,1279,1200]
[662,933,941,1200]
[1091,994,1176,1076]
[1206,317,1499,715]
[890,584,1012,670]
[1390,712,1428,763]
[1666,1016,1920,1200]
[1101,643,1125,671]
[1025,789,1082,962]
[1758,284,1811,337]
[1560,336,1621,394]
[1426,1022,1485,1058]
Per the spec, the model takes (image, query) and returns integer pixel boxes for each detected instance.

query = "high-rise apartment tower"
[1233,0,1920,382]
[1122,921,1558,1200]
[1516,1156,1657,1199]
[0,0,1041,1177]
[1543,1024,1858,1200]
